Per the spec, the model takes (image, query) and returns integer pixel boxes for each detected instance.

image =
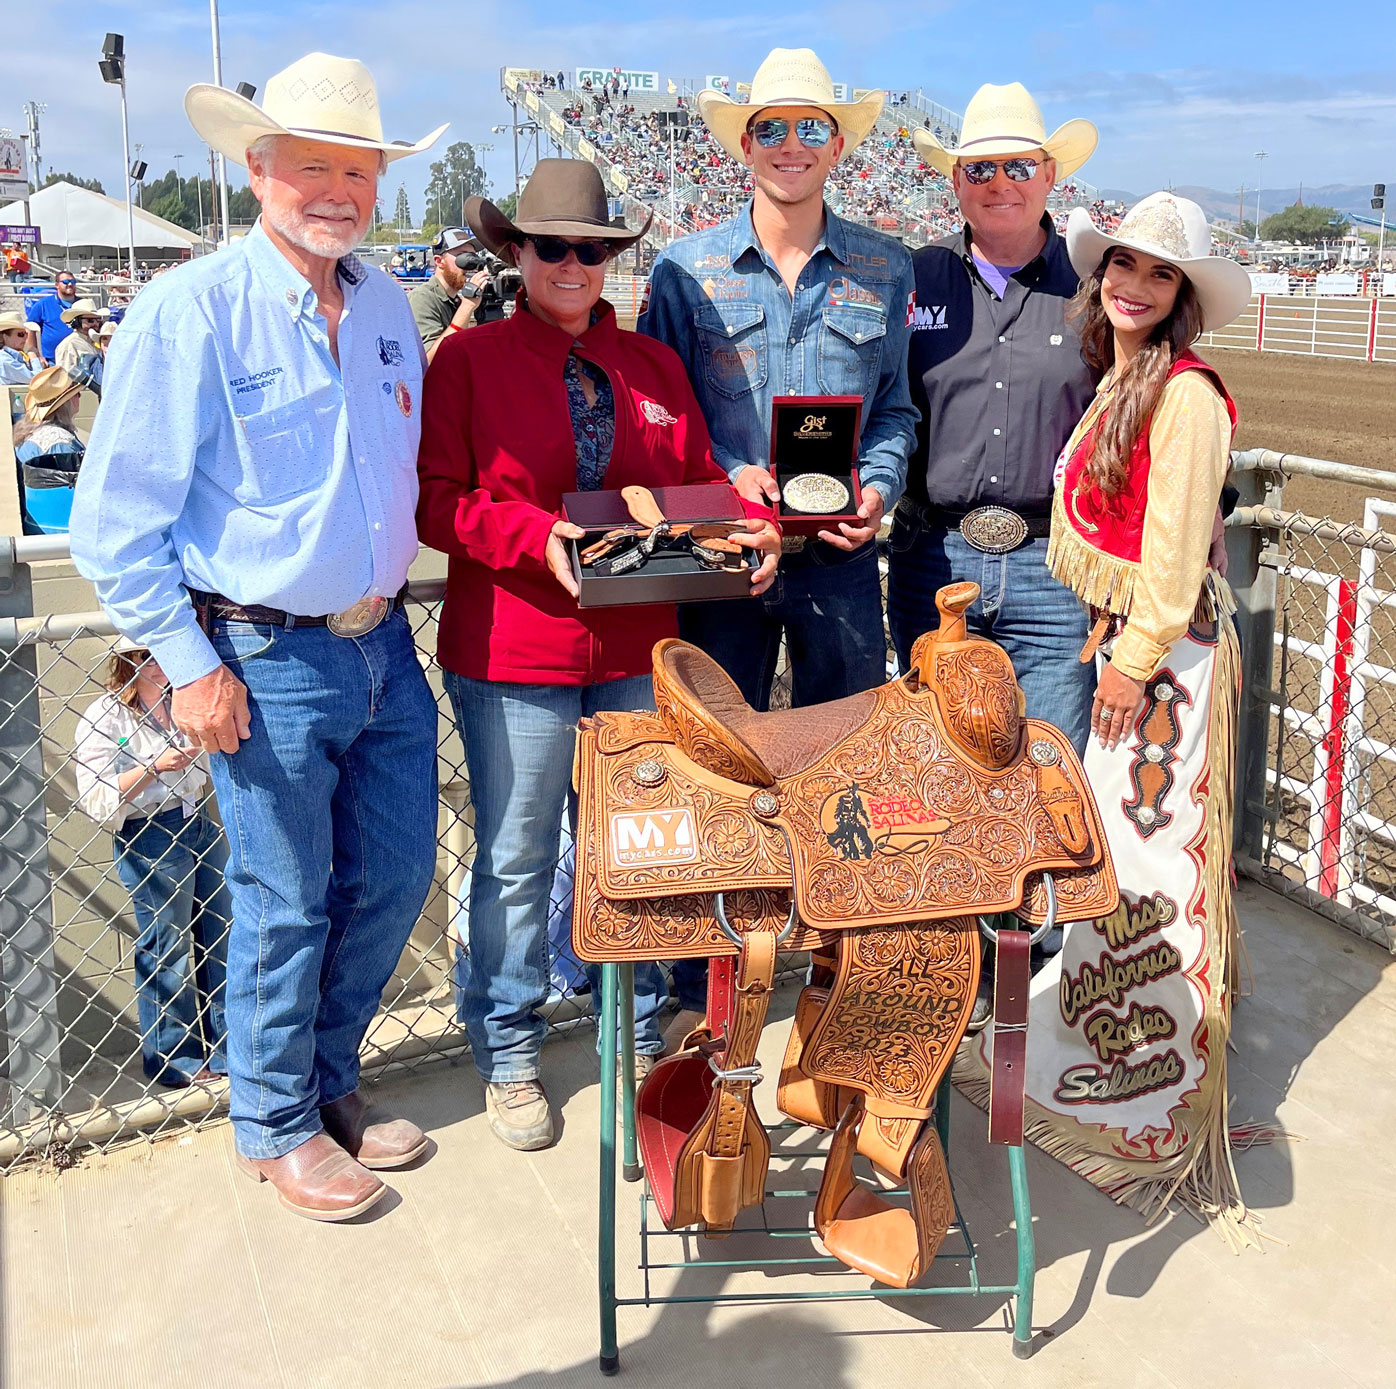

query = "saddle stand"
[575,582,1118,1371]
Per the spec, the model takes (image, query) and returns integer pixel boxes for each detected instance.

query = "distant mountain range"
[1096,184,1381,225]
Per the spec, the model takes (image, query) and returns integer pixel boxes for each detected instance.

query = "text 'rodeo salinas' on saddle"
[574,582,1118,1288]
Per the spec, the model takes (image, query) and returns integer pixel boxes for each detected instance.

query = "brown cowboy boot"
[235,1132,387,1222]
[319,1090,429,1170]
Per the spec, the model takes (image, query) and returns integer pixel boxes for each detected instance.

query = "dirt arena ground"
[1197,348,1395,523]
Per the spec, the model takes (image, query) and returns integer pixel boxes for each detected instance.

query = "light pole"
[493,121,537,201]
[133,143,144,209]
[1253,151,1267,254]
[99,34,137,279]
[209,0,233,245]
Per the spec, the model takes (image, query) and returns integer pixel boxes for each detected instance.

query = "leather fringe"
[955,608,1284,1253]
[1046,493,1141,614]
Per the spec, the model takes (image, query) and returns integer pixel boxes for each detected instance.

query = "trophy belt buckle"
[327,595,392,638]
[959,505,1029,554]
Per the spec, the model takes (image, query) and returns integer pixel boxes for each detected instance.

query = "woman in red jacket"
[417,161,778,1153]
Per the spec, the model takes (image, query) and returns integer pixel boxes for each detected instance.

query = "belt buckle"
[780,535,807,555]
[960,505,1028,554]
[327,595,390,638]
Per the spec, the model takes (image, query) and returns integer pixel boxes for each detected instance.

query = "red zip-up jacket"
[417,300,765,684]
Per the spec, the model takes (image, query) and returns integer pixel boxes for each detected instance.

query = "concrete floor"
[3,879,1393,1389]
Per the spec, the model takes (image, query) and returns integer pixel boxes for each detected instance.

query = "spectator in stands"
[14,365,85,534]
[54,298,109,375]
[3,240,30,283]
[640,49,915,1038]
[70,51,444,1224]
[891,81,1098,1024]
[0,309,39,386]
[74,637,230,1089]
[409,225,497,362]
[417,161,778,1150]
[28,270,81,365]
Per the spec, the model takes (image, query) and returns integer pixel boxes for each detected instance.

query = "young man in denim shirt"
[639,48,916,1030]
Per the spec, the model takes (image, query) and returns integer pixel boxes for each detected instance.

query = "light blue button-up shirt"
[70,220,427,688]
[638,201,917,509]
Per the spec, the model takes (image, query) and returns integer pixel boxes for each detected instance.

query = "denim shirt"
[564,353,615,491]
[638,201,917,509]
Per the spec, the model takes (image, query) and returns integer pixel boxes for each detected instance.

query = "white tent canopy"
[0,181,207,257]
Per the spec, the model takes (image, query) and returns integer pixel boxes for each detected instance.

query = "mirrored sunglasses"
[526,236,611,266]
[961,158,1040,186]
[749,117,834,150]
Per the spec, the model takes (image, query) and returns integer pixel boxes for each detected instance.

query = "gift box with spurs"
[768,394,864,534]
[564,483,761,609]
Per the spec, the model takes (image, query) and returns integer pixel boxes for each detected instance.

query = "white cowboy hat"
[1066,192,1254,333]
[697,48,883,165]
[185,52,447,169]
[59,298,111,325]
[97,319,118,339]
[0,310,38,334]
[913,81,1097,179]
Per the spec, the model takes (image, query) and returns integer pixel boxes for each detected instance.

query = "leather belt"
[899,499,1050,554]
[193,587,407,632]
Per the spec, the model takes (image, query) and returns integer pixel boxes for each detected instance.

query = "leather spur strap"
[635,929,776,1233]
[988,927,1031,1146]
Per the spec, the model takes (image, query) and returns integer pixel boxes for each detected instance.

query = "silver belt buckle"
[959,505,1029,554]
[327,595,391,638]
[780,535,807,554]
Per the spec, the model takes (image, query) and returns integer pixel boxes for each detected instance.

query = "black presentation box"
[563,483,758,609]
[768,394,864,534]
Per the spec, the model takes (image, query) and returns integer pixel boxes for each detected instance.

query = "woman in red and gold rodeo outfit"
[966,192,1266,1244]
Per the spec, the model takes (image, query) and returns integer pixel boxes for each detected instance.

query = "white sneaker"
[484,1080,555,1151]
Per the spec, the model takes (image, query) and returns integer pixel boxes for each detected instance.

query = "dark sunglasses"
[960,157,1040,185]
[749,116,835,149]
[57,278,77,286]
[525,235,611,266]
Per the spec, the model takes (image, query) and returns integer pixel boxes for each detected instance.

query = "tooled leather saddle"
[573,582,1117,1287]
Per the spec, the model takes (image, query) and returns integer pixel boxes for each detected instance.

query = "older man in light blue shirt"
[70,53,446,1224]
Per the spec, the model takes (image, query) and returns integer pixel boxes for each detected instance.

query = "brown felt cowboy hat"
[463,160,653,257]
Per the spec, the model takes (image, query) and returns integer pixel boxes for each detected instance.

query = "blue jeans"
[445,672,668,1081]
[886,511,1094,756]
[677,539,888,712]
[207,610,438,1160]
[113,806,230,1086]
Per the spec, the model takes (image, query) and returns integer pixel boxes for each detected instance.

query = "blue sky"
[6,1,1394,218]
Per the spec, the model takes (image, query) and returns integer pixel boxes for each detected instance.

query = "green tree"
[148,191,194,229]
[422,142,489,228]
[394,184,410,230]
[1259,203,1350,245]
[40,170,105,193]
[496,191,518,220]
[1238,219,1256,239]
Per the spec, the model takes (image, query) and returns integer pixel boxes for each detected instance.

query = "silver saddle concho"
[326,595,392,637]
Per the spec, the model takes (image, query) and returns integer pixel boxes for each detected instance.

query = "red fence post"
[1256,293,1267,352]
[1368,297,1379,363]
[1318,579,1358,898]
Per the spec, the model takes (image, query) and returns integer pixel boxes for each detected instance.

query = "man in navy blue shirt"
[28,272,82,364]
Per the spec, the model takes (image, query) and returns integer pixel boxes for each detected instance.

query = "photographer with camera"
[410,226,507,362]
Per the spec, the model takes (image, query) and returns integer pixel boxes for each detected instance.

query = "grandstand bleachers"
[502,71,1108,250]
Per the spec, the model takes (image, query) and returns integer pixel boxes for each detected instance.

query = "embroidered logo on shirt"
[693,252,732,270]
[1050,334,1064,346]
[229,367,285,396]
[826,276,882,309]
[377,336,405,366]
[909,303,949,332]
[394,380,413,417]
[702,276,750,302]
[640,399,678,426]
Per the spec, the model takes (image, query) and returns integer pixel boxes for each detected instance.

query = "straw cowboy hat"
[913,81,1097,179]
[0,310,38,334]
[698,48,883,165]
[59,297,110,325]
[185,52,447,169]
[1066,192,1253,333]
[24,365,83,423]
[97,319,118,340]
[464,160,653,257]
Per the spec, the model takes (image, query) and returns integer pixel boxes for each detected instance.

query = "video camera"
[455,249,521,321]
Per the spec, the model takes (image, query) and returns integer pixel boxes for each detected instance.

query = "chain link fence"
[1230,450,1396,952]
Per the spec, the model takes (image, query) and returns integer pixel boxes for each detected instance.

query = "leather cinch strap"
[988,928,1031,1146]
